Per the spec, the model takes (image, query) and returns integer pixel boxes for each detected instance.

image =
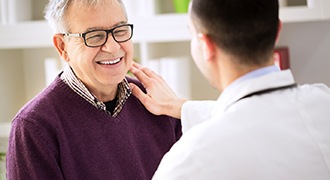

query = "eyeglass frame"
[61,24,134,48]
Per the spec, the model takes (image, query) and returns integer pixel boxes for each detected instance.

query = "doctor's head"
[188,0,281,90]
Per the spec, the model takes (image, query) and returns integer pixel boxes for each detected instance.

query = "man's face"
[188,4,219,89]
[64,0,134,92]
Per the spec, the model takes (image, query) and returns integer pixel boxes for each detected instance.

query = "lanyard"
[237,83,297,102]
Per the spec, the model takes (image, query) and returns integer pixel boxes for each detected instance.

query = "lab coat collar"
[211,70,295,117]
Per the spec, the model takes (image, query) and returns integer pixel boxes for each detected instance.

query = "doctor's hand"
[129,62,186,119]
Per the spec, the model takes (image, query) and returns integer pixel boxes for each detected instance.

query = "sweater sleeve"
[173,117,182,141]
[6,116,64,180]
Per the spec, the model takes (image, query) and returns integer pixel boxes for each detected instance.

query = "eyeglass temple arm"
[62,33,82,37]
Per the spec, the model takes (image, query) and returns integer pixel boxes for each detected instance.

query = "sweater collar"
[60,65,131,117]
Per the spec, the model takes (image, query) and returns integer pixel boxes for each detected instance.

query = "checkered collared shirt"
[60,66,131,117]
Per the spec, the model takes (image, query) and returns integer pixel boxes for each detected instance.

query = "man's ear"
[198,33,216,61]
[276,19,282,43]
[53,34,69,62]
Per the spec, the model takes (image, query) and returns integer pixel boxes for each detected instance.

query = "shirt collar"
[60,65,131,117]
[224,65,280,96]
[212,65,293,116]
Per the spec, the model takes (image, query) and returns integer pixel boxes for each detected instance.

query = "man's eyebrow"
[84,21,128,32]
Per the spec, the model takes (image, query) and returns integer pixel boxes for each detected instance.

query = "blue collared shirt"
[221,65,280,99]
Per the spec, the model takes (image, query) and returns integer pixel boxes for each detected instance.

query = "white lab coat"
[153,70,330,180]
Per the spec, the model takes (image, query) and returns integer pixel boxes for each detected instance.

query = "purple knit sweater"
[6,75,182,180]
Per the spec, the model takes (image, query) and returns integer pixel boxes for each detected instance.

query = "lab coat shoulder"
[154,95,330,179]
[154,109,262,178]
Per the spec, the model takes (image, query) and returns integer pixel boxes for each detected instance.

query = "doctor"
[130,0,330,179]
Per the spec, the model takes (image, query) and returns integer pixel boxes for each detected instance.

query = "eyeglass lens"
[84,25,132,47]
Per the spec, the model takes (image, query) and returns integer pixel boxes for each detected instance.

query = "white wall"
[277,20,330,86]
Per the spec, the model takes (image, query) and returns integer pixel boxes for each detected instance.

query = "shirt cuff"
[181,100,217,133]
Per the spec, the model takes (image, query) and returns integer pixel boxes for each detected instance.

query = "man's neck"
[218,55,274,91]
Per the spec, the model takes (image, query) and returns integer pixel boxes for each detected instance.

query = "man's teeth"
[98,58,121,65]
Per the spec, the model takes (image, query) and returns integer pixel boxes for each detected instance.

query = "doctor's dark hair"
[191,0,279,65]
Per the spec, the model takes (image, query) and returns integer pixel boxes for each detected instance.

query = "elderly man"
[6,0,181,179]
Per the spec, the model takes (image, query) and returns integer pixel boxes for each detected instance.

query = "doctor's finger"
[130,83,162,115]
[130,64,151,83]
[132,62,162,80]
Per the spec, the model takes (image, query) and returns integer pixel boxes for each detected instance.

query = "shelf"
[0,21,53,49]
[0,14,190,49]
[280,0,330,23]
[131,14,190,43]
[1,2,330,49]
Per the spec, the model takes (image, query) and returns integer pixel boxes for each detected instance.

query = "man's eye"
[114,29,128,36]
[86,32,105,42]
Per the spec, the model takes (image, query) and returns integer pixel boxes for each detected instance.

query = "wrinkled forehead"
[65,0,127,32]
[67,0,122,13]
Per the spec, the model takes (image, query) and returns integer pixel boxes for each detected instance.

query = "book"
[274,47,290,70]
[0,0,8,24]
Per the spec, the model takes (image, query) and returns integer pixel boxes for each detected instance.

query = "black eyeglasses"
[62,24,134,47]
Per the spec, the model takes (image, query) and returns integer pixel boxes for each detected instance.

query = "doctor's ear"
[275,20,283,43]
[198,33,216,61]
[53,34,69,62]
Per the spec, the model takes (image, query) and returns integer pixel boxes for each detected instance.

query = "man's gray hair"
[44,0,125,33]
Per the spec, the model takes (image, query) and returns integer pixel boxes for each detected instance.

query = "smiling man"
[6,0,181,179]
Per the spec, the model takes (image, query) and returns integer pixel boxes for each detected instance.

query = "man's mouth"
[97,58,122,65]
